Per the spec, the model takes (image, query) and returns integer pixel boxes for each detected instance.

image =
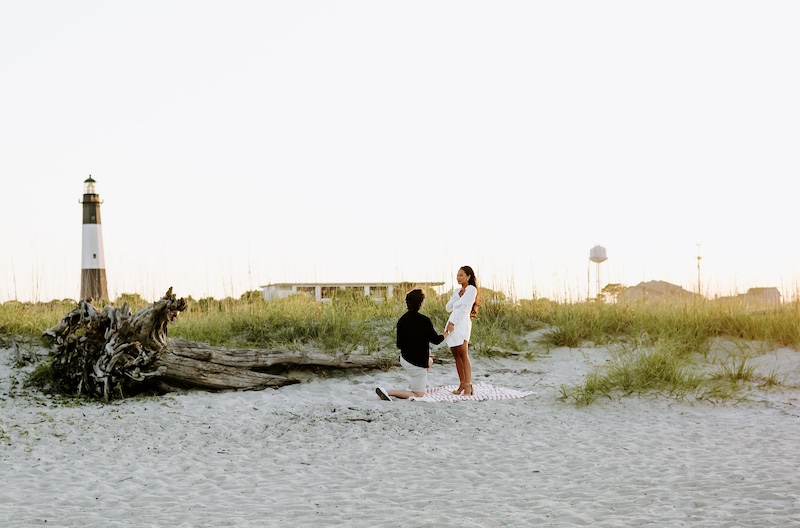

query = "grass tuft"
[559,337,704,405]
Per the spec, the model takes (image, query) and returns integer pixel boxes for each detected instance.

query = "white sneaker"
[376,387,393,401]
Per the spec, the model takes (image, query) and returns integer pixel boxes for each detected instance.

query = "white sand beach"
[2,343,800,527]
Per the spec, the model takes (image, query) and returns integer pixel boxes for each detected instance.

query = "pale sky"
[2,1,799,303]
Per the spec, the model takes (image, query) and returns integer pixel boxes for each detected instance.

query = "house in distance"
[261,281,445,303]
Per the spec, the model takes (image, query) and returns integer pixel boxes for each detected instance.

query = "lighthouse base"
[80,268,108,301]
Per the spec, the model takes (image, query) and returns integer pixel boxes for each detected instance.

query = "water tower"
[589,245,607,299]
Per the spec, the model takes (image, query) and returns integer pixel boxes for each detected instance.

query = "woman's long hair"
[461,265,480,317]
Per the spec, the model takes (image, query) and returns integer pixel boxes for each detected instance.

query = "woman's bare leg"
[450,345,465,392]
[461,342,472,395]
[450,342,471,394]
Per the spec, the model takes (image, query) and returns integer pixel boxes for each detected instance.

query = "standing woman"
[445,265,480,396]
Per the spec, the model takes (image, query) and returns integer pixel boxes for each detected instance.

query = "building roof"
[617,280,701,300]
[745,287,781,295]
[633,280,695,295]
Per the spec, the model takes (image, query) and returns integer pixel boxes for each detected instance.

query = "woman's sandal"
[452,384,465,395]
[462,383,473,396]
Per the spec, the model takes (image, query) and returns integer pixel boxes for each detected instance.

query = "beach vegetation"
[558,337,705,405]
[0,300,75,340]
[26,360,56,390]
[114,293,150,311]
[558,331,794,406]
[759,367,783,388]
[2,292,799,404]
[711,354,757,383]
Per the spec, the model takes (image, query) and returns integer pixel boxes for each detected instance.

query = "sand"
[2,342,800,527]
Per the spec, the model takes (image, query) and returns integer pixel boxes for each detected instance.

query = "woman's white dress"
[444,284,477,347]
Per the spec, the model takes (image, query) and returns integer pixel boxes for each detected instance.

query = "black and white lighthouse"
[80,176,108,301]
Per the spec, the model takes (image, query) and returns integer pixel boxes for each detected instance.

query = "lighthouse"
[80,176,108,301]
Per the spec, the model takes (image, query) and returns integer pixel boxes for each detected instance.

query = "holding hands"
[429,323,455,371]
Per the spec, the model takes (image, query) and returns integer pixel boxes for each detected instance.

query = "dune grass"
[557,336,706,405]
[0,299,77,343]
[168,288,548,357]
[2,291,798,403]
[557,340,782,406]
[172,291,403,354]
[552,300,800,404]
[535,300,800,350]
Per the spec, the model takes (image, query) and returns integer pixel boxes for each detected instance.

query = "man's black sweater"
[396,310,445,368]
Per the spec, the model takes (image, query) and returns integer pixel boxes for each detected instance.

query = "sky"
[2,1,799,303]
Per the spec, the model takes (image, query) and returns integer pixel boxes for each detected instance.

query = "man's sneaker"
[376,387,393,401]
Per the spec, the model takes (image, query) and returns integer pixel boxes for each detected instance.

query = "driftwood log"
[43,288,386,400]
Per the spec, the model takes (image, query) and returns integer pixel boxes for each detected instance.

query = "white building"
[261,282,445,302]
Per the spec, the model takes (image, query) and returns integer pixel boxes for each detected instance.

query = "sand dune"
[2,343,799,527]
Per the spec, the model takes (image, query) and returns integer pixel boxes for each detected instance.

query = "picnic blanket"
[409,383,534,403]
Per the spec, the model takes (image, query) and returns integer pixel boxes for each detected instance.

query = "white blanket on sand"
[409,382,534,402]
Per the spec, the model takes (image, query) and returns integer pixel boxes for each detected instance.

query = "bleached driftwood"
[43,288,385,400]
